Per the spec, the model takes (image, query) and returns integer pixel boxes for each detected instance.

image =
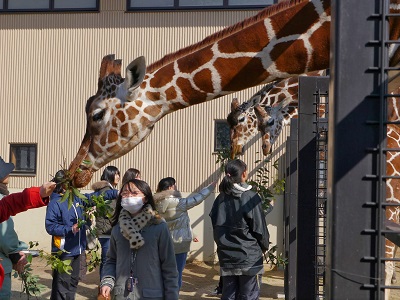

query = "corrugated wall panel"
[0,1,286,194]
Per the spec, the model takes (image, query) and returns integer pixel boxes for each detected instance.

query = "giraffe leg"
[392,245,398,284]
[392,264,397,284]
[386,260,394,300]
[385,241,396,300]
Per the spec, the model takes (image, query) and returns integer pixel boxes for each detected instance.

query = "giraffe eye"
[92,110,105,122]
[267,118,275,127]
[238,116,245,123]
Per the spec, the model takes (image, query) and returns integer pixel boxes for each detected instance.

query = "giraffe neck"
[140,0,331,117]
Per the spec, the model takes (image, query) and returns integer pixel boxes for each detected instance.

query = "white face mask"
[121,197,144,214]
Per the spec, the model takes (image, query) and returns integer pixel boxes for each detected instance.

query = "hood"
[153,190,182,202]
[232,182,252,198]
[91,180,112,191]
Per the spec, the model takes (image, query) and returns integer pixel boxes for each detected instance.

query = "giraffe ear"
[231,98,239,111]
[124,56,147,99]
[251,94,262,107]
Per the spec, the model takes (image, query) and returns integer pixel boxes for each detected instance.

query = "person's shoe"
[211,286,222,295]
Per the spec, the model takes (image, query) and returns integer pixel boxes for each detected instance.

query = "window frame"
[0,0,99,13]
[214,119,231,152]
[9,143,38,176]
[126,0,276,12]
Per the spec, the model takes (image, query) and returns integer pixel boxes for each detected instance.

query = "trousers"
[221,274,260,300]
[50,254,81,300]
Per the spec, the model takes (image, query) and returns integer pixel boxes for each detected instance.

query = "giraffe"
[230,80,400,298]
[228,70,325,159]
[68,0,332,188]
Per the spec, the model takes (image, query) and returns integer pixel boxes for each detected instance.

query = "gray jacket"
[102,217,179,300]
[153,184,215,254]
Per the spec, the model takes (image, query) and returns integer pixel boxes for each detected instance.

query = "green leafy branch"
[51,158,92,210]
[264,245,288,269]
[81,193,113,272]
[13,253,46,298]
[13,241,72,298]
[247,157,285,211]
[215,147,231,174]
[51,160,112,272]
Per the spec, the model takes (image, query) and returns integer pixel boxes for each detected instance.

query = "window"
[9,144,37,175]
[215,120,230,152]
[128,0,275,11]
[0,0,98,12]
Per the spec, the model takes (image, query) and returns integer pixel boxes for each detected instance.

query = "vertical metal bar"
[284,119,298,300]
[297,76,329,299]
[315,85,329,299]
[327,0,382,298]
[296,76,319,298]
[377,0,388,298]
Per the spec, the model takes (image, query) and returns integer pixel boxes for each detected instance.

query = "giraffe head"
[254,98,295,156]
[228,83,277,159]
[69,54,149,187]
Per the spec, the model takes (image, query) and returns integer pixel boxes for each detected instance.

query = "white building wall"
[3,0,288,262]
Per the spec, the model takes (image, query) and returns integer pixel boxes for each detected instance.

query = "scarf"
[0,183,9,196]
[119,204,156,249]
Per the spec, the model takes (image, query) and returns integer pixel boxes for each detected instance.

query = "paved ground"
[11,258,284,299]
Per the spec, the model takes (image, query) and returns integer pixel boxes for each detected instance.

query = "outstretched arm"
[178,182,216,211]
[0,182,56,223]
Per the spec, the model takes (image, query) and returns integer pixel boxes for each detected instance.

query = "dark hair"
[156,177,176,192]
[122,168,141,185]
[100,166,120,187]
[219,159,247,195]
[52,169,66,194]
[111,179,156,226]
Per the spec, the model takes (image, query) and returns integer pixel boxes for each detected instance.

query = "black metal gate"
[283,1,400,299]
[284,76,329,300]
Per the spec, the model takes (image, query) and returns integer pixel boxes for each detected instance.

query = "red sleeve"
[0,187,48,223]
[0,264,4,289]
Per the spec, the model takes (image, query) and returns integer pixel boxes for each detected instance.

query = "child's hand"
[12,252,27,274]
[100,286,111,299]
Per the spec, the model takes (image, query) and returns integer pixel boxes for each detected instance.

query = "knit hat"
[0,156,15,180]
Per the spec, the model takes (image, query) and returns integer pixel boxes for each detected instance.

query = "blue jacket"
[45,189,118,258]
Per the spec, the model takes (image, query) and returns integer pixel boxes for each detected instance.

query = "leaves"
[86,242,102,272]
[82,193,113,272]
[265,245,288,268]
[51,164,88,209]
[13,241,65,298]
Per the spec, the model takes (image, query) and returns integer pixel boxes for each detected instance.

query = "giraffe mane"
[238,81,278,112]
[147,0,308,73]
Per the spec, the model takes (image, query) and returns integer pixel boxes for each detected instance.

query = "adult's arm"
[0,186,49,223]
[179,182,216,211]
